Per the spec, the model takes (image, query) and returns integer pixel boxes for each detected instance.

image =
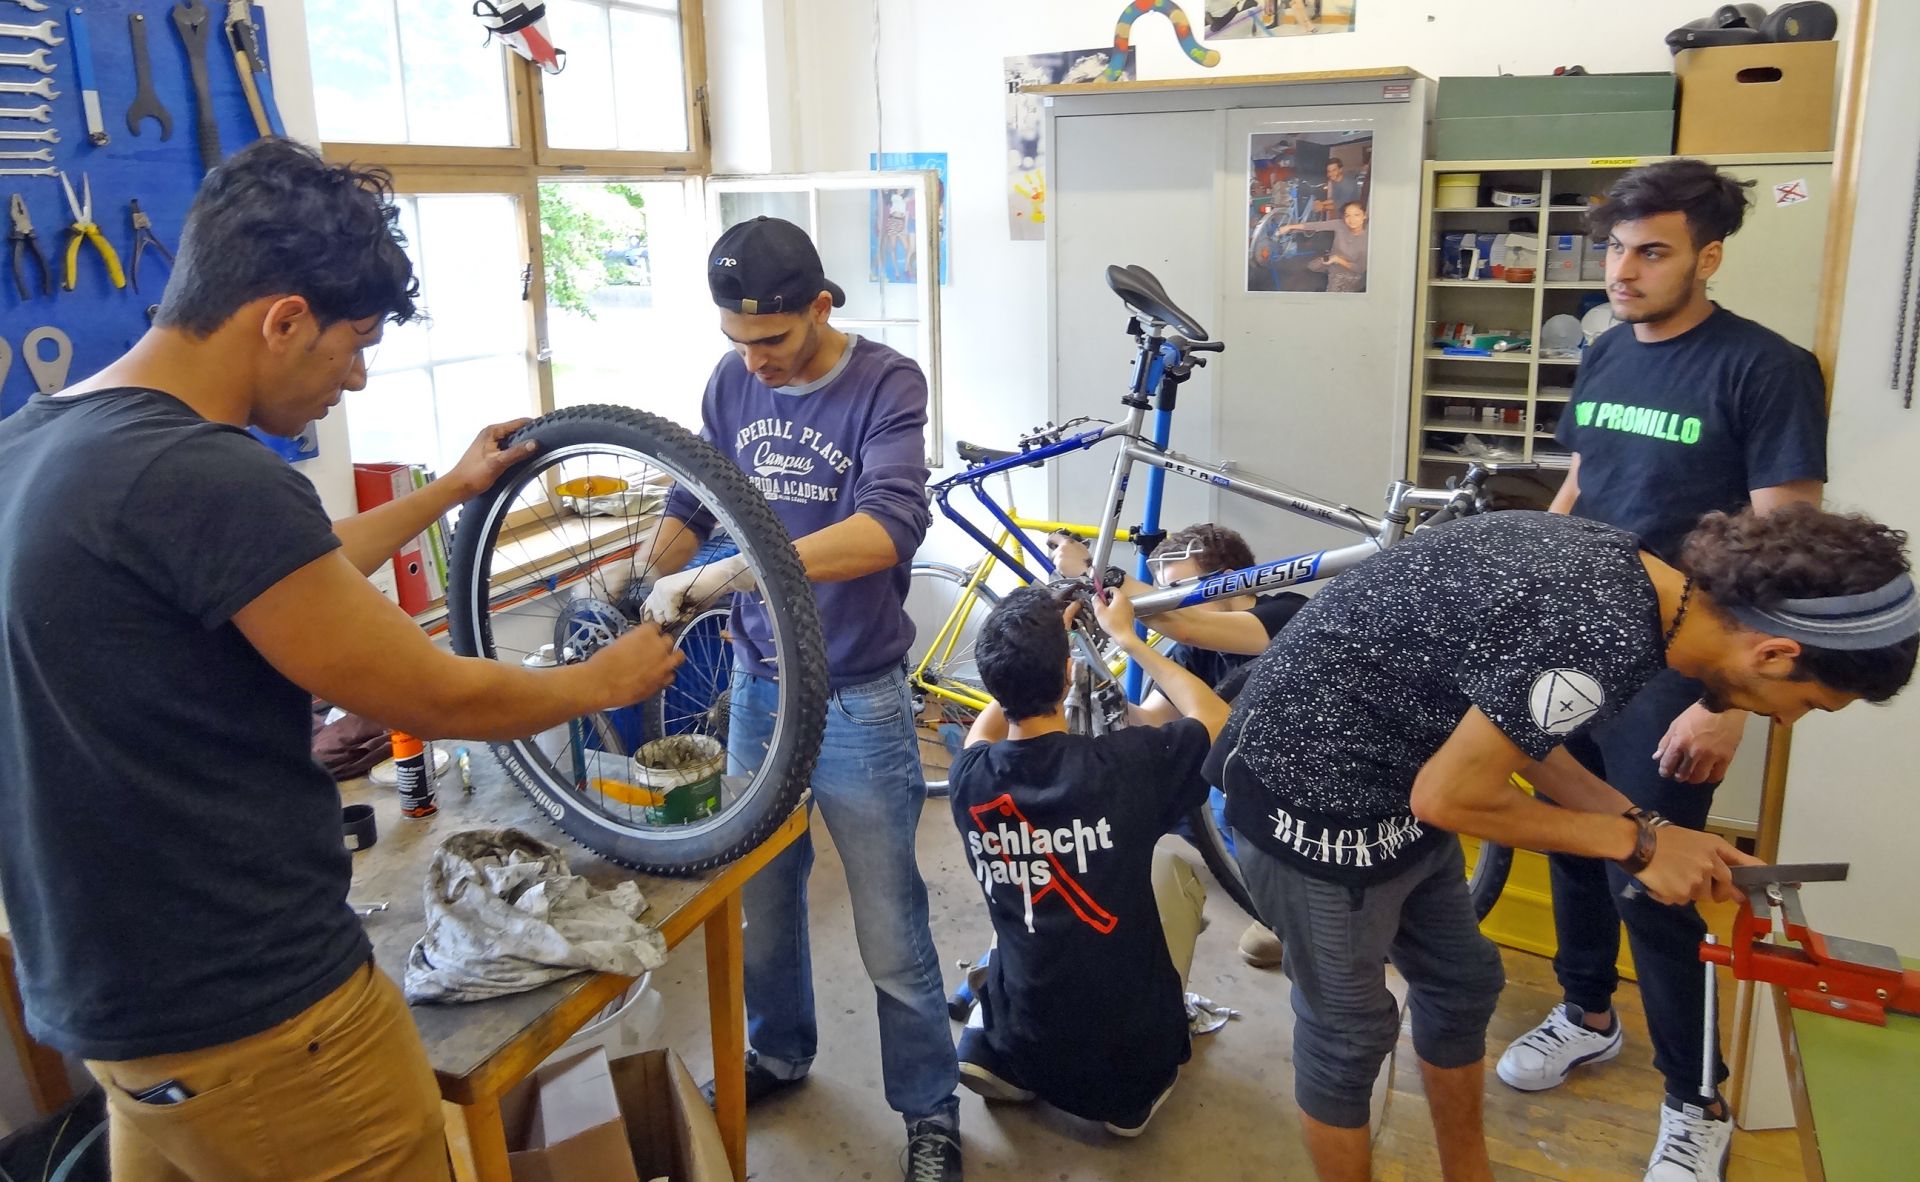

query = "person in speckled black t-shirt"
[1212,506,1916,1182]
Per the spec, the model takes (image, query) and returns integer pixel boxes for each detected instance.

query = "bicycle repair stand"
[1700,864,1920,1039]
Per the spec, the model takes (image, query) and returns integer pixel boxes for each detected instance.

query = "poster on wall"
[869,152,950,284]
[1205,0,1357,39]
[1246,129,1373,293]
[1004,48,1137,240]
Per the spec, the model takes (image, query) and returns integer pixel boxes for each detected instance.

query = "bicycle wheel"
[1466,840,1514,921]
[447,405,827,873]
[1183,797,1262,921]
[906,562,999,793]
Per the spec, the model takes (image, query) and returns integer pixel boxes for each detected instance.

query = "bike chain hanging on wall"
[1895,133,1920,409]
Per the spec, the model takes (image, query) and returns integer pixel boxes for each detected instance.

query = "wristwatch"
[1618,806,1670,874]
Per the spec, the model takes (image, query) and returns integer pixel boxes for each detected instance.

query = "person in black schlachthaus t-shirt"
[947,584,1228,1137]
[1521,160,1829,1182]
[1214,506,1917,1181]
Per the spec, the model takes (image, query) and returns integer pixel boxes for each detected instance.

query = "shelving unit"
[1407,151,1834,503]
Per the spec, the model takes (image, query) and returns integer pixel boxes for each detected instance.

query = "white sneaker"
[1644,1096,1732,1181]
[1496,1003,1624,1091]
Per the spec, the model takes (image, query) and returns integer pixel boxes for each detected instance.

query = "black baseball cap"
[708,216,846,315]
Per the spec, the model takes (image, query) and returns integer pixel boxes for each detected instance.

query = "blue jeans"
[727,666,959,1129]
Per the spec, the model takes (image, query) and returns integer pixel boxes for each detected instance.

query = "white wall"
[780,0,1857,533]
[1776,0,1919,950]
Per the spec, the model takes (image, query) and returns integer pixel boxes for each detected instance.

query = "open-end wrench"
[0,147,51,161]
[0,126,57,142]
[0,21,62,46]
[3,1,51,14]
[0,46,51,71]
[0,77,57,100]
[0,103,49,121]
[171,1,217,171]
[124,14,170,140]
[0,165,53,176]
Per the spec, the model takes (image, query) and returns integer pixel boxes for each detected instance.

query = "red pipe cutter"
[1702,863,1920,1027]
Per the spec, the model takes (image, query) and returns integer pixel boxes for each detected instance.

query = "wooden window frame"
[318,2,712,425]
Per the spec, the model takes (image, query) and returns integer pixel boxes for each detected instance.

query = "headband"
[1724,574,1920,652]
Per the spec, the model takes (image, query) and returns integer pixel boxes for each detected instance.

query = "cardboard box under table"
[1434,74,1675,161]
[505,1047,728,1182]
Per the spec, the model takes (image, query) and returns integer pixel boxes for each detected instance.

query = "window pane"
[346,368,436,467]
[430,356,536,475]
[414,195,528,364]
[545,181,713,430]
[609,8,688,152]
[716,189,808,229]
[346,195,534,471]
[309,0,404,143]
[395,4,512,147]
[545,0,689,152]
[308,0,511,146]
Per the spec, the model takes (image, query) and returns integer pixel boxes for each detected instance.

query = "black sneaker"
[698,1051,805,1108]
[956,1026,1033,1103]
[901,1120,962,1182]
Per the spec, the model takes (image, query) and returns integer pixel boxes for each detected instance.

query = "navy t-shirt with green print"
[1555,305,1827,561]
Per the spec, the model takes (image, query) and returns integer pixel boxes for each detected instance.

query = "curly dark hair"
[976,586,1071,722]
[1155,522,1255,575]
[1681,504,1918,701]
[157,137,420,335]
[1589,159,1753,249]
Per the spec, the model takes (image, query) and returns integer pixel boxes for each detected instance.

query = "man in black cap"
[638,217,963,1180]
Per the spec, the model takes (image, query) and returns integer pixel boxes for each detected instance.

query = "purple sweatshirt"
[665,335,932,688]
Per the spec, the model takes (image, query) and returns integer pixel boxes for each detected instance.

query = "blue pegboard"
[0,1,280,418]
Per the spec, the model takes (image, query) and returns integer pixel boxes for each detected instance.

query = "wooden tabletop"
[345,747,773,1091]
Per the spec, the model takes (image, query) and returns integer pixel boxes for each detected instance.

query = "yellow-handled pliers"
[59,171,126,291]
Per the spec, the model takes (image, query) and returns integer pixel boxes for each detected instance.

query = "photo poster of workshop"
[868,152,949,285]
[1204,0,1358,40]
[0,0,284,429]
[1246,129,1373,294]
[1003,48,1136,240]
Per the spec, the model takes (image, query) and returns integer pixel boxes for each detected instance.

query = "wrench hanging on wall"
[171,0,219,172]
[124,14,172,140]
[67,6,106,146]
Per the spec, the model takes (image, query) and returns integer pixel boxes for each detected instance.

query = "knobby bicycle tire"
[447,405,828,873]
[1466,840,1514,922]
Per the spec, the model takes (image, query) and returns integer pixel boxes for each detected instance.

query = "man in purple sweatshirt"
[640,217,961,1181]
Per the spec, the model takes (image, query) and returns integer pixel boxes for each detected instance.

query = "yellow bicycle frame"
[910,513,1136,715]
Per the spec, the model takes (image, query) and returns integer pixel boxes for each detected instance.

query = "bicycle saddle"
[1105,264,1208,340]
[955,439,1021,466]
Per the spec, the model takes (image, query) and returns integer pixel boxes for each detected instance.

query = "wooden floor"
[645,794,1806,1180]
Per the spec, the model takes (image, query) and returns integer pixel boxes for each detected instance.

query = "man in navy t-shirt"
[636,218,962,1181]
[1502,159,1828,1182]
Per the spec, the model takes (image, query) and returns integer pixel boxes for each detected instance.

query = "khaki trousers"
[85,961,450,1182]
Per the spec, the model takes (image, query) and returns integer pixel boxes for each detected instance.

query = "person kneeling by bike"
[1049,523,1303,969]
[946,585,1228,1136]
[1212,505,1918,1181]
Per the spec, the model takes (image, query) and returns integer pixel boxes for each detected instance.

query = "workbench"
[344,759,806,1182]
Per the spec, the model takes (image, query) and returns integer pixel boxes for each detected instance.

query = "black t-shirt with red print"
[948,719,1211,1123]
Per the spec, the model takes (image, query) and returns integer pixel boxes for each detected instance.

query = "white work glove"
[642,554,756,626]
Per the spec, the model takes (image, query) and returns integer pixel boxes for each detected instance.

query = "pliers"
[128,198,174,293]
[59,171,125,291]
[7,191,51,299]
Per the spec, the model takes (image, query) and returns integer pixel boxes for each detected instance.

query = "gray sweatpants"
[1236,834,1504,1128]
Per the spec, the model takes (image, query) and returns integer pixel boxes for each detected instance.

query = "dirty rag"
[404,828,667,1004]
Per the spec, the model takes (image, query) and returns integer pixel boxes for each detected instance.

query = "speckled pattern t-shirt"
[1207,511,1668,885]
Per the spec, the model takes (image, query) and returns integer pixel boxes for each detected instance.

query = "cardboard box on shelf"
[1674,40,1837,155]
[1582,237,1609,282]
[1547,235,1584,283]
[505,1048,729,1182]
